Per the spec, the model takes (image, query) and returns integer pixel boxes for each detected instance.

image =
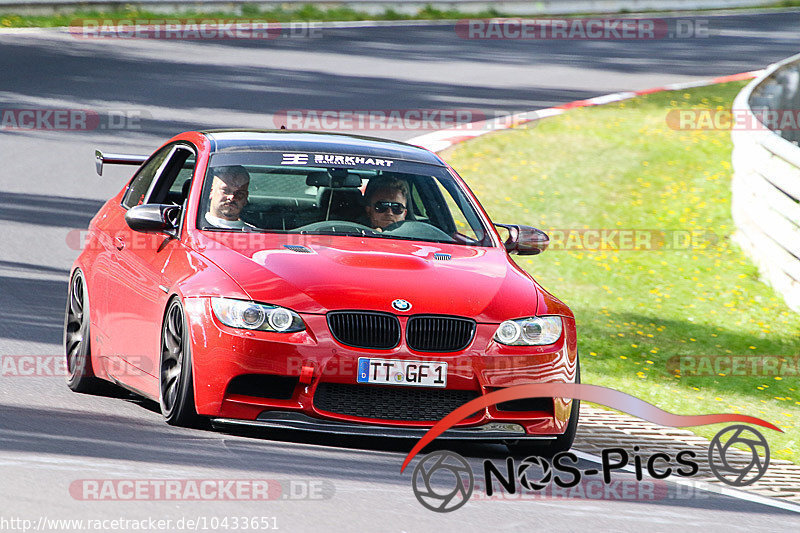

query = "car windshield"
[196,152,492,246]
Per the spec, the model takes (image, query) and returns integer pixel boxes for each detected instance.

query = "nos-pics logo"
[411,424,770,513]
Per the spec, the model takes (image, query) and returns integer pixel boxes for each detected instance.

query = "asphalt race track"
[2,10,800,532]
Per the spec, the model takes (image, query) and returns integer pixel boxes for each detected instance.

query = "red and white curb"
[408,70,762,152]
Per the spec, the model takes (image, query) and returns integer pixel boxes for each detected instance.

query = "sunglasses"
[373,201,406,215]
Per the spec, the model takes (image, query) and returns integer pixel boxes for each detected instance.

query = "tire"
[64,270,107,393]
[507,355,581,458]
[159,298,204,427]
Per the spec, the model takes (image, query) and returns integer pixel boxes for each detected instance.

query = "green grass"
[3,2,800,28]
[441,81,800,463]
[0,6,505,28]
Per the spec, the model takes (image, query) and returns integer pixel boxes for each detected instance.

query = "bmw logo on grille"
[392,299,412,312]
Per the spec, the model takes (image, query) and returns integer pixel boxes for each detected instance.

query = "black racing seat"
[165,178,192,206]
[318,188,364,221]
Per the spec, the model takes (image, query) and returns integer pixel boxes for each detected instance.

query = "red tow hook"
[299,364,315,385]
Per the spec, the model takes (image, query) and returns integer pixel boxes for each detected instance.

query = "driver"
[205,165,253,229]
[362,175,409,231]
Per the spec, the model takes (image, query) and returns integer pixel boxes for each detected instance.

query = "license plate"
[357,358,447,388]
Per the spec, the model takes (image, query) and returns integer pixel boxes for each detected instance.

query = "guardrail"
[731,53,800,312]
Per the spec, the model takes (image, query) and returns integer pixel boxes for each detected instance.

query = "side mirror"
[125,204,180,236]
[495,224,549,255]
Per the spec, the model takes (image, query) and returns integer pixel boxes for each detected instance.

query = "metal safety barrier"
[731,52,800,312]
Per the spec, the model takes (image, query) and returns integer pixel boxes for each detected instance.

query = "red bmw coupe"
[66,130,579,455]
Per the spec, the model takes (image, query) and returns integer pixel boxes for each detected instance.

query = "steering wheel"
[292,220,378,234]
[382,220,455,241]
[382,221,405,232]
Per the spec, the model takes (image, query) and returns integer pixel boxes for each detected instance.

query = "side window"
[121,146,172,209]
[433,178,483,242]
[169,160,196,198]
[409,182,428,220]
[149,148,196,205]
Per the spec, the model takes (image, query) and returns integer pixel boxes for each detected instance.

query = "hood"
[195,232,541,322]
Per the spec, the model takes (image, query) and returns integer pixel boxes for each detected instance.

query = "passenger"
[205,165,252,229]
[361,175,409,231]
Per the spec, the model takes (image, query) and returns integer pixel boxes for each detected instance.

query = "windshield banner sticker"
[280,153,395,167]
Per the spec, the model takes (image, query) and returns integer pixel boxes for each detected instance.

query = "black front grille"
[313,383,480,421]
[406,315,476,352]
[327,311,400,349]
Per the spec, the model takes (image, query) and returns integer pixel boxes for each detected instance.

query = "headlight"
[211,298,305,332]
[493,316,562,346]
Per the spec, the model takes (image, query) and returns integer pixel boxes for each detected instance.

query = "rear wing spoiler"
[95,150,148,176]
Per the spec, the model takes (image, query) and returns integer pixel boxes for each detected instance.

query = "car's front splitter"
[210,411,557,441]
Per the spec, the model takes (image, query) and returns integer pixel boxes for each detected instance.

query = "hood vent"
[284,244,313,253]
[433,253,452,261]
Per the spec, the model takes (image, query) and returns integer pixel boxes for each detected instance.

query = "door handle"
[114,237,125,250]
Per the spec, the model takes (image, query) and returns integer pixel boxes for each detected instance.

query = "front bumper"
[184,297,578,436]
